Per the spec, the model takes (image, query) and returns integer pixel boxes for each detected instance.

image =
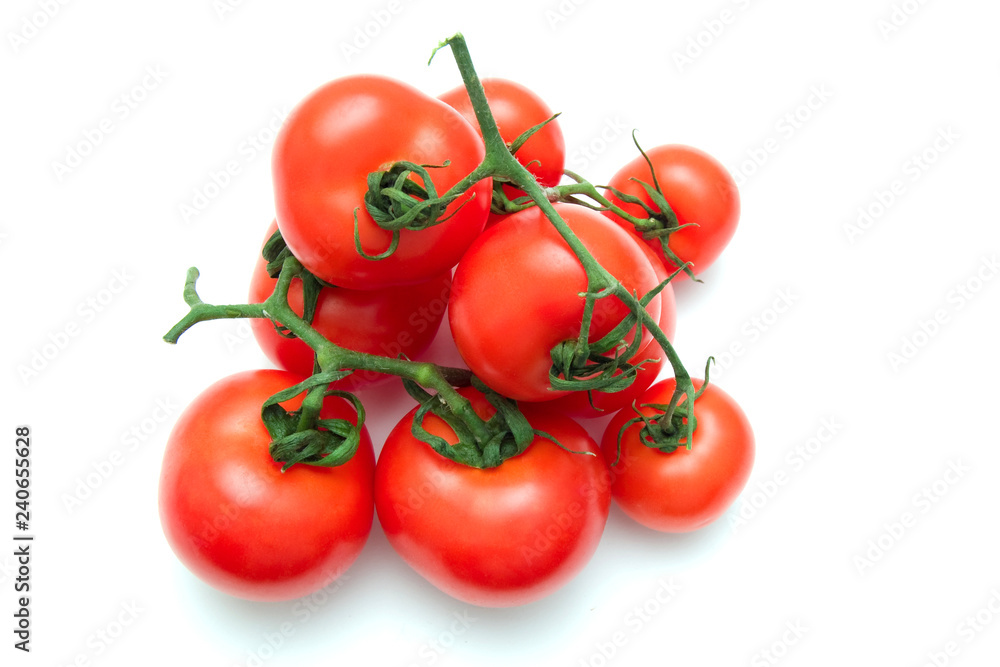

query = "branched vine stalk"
[164,258,493,450]
[163,32,701,469]
[432,34,698,448]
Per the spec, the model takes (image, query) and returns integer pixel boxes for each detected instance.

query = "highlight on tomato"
[601,377,754,532]
[272,75,492,291]
[158,370,375,601]
[604,144,740,279]
[374,388,611,607]
[248,221,451,390]
[448,203,662,403]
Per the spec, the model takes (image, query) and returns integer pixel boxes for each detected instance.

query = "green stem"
[163,269,265,343]
[551,177,656,230]
[438,33,697,444]
[164,260,492,444]
[267,260,493,444]
[296,383,326,432]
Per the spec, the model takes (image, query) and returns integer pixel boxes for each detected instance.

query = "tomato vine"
[164,32,702,468]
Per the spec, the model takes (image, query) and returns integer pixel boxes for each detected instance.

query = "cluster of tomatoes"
[158,39,755,608]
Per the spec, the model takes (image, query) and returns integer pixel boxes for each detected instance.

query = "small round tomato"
[159,370,375,601]
[249,221,451,390]
[439,77,565,193]
[273,75,491,290]
[601,378,754,532]
[448,203,662,402]
[547,237,677,419]
[375,389,610,607]
[604,144,740,279]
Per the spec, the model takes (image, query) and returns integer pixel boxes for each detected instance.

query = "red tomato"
[273,75,491,290]
[375,389,610,607]
[448,203,662,402]
[601,378,754,532]
[439,78,565,193]
[248,221,451,389]
[547,237,678,419]
[159,370,375,601]
[605,144,740,279]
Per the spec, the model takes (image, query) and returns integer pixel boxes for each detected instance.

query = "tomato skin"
[273,75,491,290]
[374,390,610,607]
[605,145,740,279]
[546,237,677,419]
[158,370,375,601]
[439,78,565,192]
[248,221,450,389]
[448,203,661,402]
[601,378,754,532]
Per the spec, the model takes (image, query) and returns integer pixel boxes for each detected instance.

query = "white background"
[3,0,1000,665]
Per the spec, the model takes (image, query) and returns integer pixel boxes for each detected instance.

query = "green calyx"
[261,371,366,472]
[355,160,445,260]
[403,376,585,469]
[547,268,682,393]
[354,160,481,261]
[607,132,700,281]
[612,358,715,466]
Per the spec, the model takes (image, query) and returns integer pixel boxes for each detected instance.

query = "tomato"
[604,144,740,279]
[547,237,678,419]
[374,389,610,607]
[158,370,375,601]
[273,75,491,290]
[601,378,754,532]
[439,77,565,197]
[248,221,450,389]
[448,203,662,402]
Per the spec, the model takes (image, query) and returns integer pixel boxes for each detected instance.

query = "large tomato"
[273,75,491,290]
[547,237,678,419]
[158,370,375,601]
[448,203,662,402]
[249,221,450,389]
[604,144,740,279]
[439,77,565,192]
[601,378,754,532]
[375,389,610,607]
